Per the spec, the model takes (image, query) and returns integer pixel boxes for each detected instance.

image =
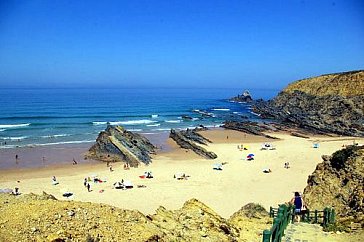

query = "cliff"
[253,70,364,136]
[0,193,270,241]
[87,125,156,167]
[303,145,364,231]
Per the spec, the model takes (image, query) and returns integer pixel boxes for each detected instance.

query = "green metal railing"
[262,205,335,242]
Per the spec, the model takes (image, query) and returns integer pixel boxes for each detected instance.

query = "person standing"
[290,192,304,222]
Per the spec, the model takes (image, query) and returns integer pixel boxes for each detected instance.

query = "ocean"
[0,88,277,149]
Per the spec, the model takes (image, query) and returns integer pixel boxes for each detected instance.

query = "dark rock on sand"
[230,90,253,103]
[253,70,364,137]
[222,121,278,139]
[87,125,156,167]
[169,128,217,159]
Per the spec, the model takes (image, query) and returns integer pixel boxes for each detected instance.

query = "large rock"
[253,70,364,137]
[222,121,279,139]
[230,90,253,103]
[303,145,364,231]
[87,125,156,167]
[169,128,218,159]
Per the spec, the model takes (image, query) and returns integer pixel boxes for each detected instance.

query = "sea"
[0,88,278,149]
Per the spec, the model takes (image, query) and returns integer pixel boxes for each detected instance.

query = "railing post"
[323,208,328,227]
[330,208,335,224]
[307,209,310,223]
[314,210,318,224]
[262,229,271,242]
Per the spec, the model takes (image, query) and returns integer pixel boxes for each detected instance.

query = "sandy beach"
[0,129,362,218]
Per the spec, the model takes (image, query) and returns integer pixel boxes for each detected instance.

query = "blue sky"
[0,0,363,89]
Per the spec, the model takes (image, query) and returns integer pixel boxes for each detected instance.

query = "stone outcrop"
[222,121,279,139]
[169,128,218,159]
[87,125,156,167]
[230,90,253,103]
[0,193,271,241]
[303,145,364,231]
[253,70,364,137]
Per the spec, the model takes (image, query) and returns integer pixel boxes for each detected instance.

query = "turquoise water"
[0,88,277,148]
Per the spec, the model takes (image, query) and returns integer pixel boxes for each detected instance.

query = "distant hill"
[253,70,364,136]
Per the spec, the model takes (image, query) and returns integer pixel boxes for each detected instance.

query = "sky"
[0,0,363,89]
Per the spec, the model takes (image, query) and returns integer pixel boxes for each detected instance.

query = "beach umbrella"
[248,154,254,156]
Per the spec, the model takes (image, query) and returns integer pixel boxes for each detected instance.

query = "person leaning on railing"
[290,191,305,222]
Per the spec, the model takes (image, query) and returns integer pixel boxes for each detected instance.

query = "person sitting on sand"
[290,192,305,222]
[52,176,59,185]
[72,158,78,165]
[284,162,290,169]
[263,168,272,173]
[84,178,87,187]
[109,166,114,172]
[12,187,20,196]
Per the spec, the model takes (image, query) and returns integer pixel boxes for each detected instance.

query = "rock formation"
[303,145,364,231]
[253,70,364,137]
[222,121,279,139]
[169,128,218,159]
[87,125,156,167]
[0,193,271,241]
[230,90,253,103]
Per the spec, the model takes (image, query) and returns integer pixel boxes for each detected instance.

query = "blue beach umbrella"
[248,154,254,156]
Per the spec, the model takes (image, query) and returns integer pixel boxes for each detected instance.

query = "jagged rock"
[169,129,217,159]
[87,125,156,167]
[230,90,253,103]
[303,145,364,231]
[253,70,364,137]
[222,121,278,139]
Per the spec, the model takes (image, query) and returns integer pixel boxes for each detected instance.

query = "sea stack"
[87,125,156,167]
[230,90,253,103]
[253,70,364,136]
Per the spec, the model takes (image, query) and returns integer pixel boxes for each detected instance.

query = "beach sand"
[0,129,362,218]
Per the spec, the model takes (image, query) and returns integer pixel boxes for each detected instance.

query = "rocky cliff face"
[87,125,156,167]
[0,193,270,241]
[303,145,364,231]
[253,70,364,137]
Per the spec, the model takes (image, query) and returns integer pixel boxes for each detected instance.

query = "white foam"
[110,120,157,125]
[92,121,108,125]
[146,123,160,127]
[0,136,28,141]
[41,134,71,138]
[233,112,239,114]
[250,111,261,117]
[165,120,181,123]
[212,108,230,111]
[35,140,95,146]
[0,129,5,132]
[127,129,143,132]
[151,114,158,118]
[0,123,30,129]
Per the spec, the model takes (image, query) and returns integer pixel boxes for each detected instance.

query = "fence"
[262,205,335,242]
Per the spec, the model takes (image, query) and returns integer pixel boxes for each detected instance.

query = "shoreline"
[1,128,362,218]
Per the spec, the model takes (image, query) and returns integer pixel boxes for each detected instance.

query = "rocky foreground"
[0,193,270,242]
[87,125,156,167]
[303,145,364,232]
[253,70,364,137]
